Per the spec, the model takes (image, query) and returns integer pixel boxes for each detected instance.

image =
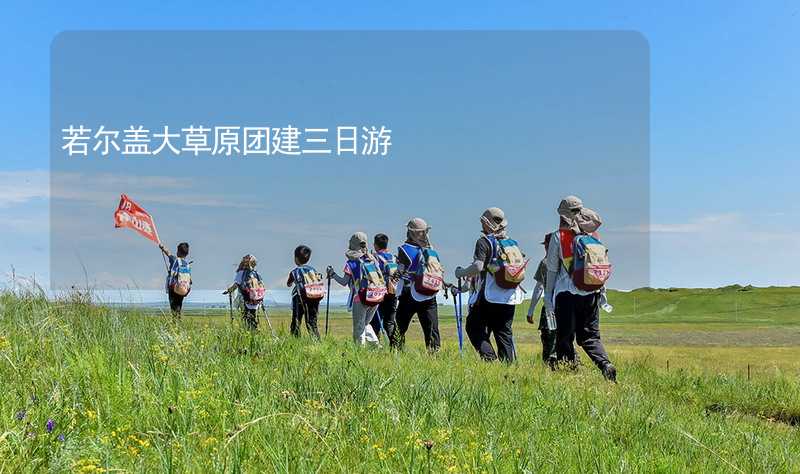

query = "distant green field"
[3,287,798,472]
[172,286,800,374]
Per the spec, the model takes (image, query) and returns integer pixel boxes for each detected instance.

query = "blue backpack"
[347,258,387,306]
[239,269,266,304]
[294,265,326,301]
[400,244,444,296]
[168,257,192,296]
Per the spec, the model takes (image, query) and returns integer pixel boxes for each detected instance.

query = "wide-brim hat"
[481,207,507,230]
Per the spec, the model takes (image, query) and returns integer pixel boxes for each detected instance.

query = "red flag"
[114,194,160,244]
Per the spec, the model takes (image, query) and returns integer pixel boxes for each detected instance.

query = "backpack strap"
[346,259,360,282]
[169,257,184,283]
[356,257,371,291]
[399,243,420,274]
[292,267,302,289]
[483,234,499,261]
[558,229,575,272]
[373,252,387,275]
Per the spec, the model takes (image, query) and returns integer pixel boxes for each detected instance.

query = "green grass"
[1,288,800,472]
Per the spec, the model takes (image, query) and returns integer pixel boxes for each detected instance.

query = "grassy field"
[1,286,799,472]
[177,285,800,374]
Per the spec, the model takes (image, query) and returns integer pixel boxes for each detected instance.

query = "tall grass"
[1,292,798,473]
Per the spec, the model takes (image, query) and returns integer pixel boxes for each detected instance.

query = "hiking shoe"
[602,364,618,383]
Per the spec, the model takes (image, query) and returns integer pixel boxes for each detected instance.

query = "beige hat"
[575,208,603,233]
[407,217,430,232]
[481,207,507,234]
[558,195,584,232]
[559,195,583,213]
[406,217,431,248]
[346,232,368,260]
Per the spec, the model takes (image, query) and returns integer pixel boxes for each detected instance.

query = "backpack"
[374,251,399,295]
[169,257,192,296]
[349,258,387,306]
[570,233,612,291]
[412,248,444,296]
[485,235,529,289]
[295,265,326,301]
[240,269,266,304]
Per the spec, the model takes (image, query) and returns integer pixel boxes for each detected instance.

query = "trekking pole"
[325,272,332,336]
[228,292,234,323]
[261,302,277,339]
[456,277,464,356]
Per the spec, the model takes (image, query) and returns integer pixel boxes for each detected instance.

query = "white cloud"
[615,213,741,234]
[0,170,49,207]
[0,169,268,210]
[0,214,49,233]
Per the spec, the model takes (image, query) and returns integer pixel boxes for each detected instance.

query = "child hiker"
[327,232,386,346]
[223,254,265,330]
[159,242,191,319]
[370,233,401,345]
[286,245,325,340]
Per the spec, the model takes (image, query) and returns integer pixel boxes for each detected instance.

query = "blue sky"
[1,0,799,293]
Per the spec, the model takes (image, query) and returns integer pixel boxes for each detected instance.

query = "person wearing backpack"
[223,254,265,330]
[530,232,614,367]
[527,234,558,367]
[455,208,525,362]
[159,242,191,320]
[327,232,385,345]
[370,233,401,345]
[543,196,617,382]
[394,218,444,353]
[286,245,324,340]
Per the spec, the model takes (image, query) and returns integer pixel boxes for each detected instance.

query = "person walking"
[543,196,617,381]
[370,233,400,345]
[327,232,383,346]
[394,218,444,352]
[455,208,525,362]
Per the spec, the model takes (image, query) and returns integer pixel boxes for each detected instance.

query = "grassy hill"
[1,288,799,472]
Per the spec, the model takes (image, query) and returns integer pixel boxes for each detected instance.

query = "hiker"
[159,242,191,319]
[327,232,386,345]
[286,245,324,340]
[543,195,617,381]
[394,218,444,352]
[223,254,265,330]
[527,234,557,366]
[532,231,613,367]
[370,233,401,344]
[455,208,525,362]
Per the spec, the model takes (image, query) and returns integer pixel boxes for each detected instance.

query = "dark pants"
[538,306,557,364]
[370,293,398,343]
[555,292,611,370]
[168,290,184,318]
[465,294,516,362]
[394,291,440,352]
[242,307,258,330]
[291,295,321,339]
